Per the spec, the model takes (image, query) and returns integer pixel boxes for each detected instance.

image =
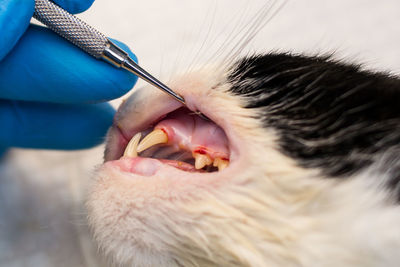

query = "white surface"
[82,0,400,78]
[1,1,399,266]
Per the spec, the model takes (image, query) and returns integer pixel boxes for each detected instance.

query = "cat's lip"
[104,87,233,169]
[105,157,202,177]
[105,107,230,170]
[104,88,184,162]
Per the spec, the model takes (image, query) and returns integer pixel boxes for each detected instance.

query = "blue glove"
[0,0,138,153]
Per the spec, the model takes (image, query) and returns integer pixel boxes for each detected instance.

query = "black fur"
[228,53,400,195]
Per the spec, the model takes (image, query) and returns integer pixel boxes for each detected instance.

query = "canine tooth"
[194,153,212,169]
[123,132,142,157]
[213,158,229,171]
[137,129,168,153]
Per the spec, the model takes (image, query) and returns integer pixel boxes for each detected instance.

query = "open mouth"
[106,102,231,174]
[121,107,230,172]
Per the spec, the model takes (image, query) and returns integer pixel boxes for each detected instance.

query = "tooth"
[213,158,229,171]
[193,153,212,169]
[137,129,168,153]
[123,132,142,157]
[217,160,229,171]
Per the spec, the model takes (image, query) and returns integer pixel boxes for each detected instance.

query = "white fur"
[88,66,400,266]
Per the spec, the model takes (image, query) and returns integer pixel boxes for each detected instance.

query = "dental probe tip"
[101,40,186,104]
[33,0,187,106]
[104,42,211,120]
[33,0,206,118]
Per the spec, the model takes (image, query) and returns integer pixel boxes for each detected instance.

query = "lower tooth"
[213,158,229,171]
[123,132,142,157]
[193,153,212,169]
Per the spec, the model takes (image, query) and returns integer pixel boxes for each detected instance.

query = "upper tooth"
[123,132,142,157]
[193,153,212,169]
[213,158,229,171]
[137,129,168,153]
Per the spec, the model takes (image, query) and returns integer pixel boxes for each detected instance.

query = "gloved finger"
[0,146,7,159]
[53,0,95,14]
[0,24,138,104]
[0,0,35,61]
[0,100,115,150]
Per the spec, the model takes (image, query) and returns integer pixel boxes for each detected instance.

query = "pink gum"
[154,110,229,161]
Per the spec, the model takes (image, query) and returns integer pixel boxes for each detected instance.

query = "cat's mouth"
[103,87,233,176]
[115,107,229,173]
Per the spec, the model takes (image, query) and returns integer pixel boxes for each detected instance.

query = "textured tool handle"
[33,0,108,58]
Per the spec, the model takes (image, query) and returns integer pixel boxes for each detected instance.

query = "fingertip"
[72,102,116,148]
[0,25,137,103]
[0,146,8,160]
[0,100,116,150]
[53,0,95,14]
[0,26,138,103]
[0,0,35,60]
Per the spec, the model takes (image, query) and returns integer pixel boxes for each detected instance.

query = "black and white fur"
[230,53,400,196]
[88,53,400,266]
[87,1,400,266]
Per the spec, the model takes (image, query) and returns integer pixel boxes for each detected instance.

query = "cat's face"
[87,53,400,266]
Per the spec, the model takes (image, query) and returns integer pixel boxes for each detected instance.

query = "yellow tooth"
[193,153,212,169]
[123,132,142,157]
[213,158,229,171]
[136,129,168,153]
[217,160,229,171]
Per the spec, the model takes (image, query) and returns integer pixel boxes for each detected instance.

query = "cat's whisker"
[220,2,268,63]
[187,1,218,74]
[199,1,253,71]
[168,32,188,82]
[206,2,252,65]
[221,2,272,65]
[224,0,288,66]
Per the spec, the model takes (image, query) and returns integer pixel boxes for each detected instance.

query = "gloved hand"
[0,0,138,155]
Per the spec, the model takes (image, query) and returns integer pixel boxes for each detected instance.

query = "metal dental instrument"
[33,0,186,104]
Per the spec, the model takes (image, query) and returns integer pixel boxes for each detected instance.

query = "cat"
[87,2,400,267]
[87,53,400,266]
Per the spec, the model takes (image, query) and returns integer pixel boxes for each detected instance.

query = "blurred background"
[1,0,399,266]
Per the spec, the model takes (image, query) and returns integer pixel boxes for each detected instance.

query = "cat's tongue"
[155,109,229,160]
